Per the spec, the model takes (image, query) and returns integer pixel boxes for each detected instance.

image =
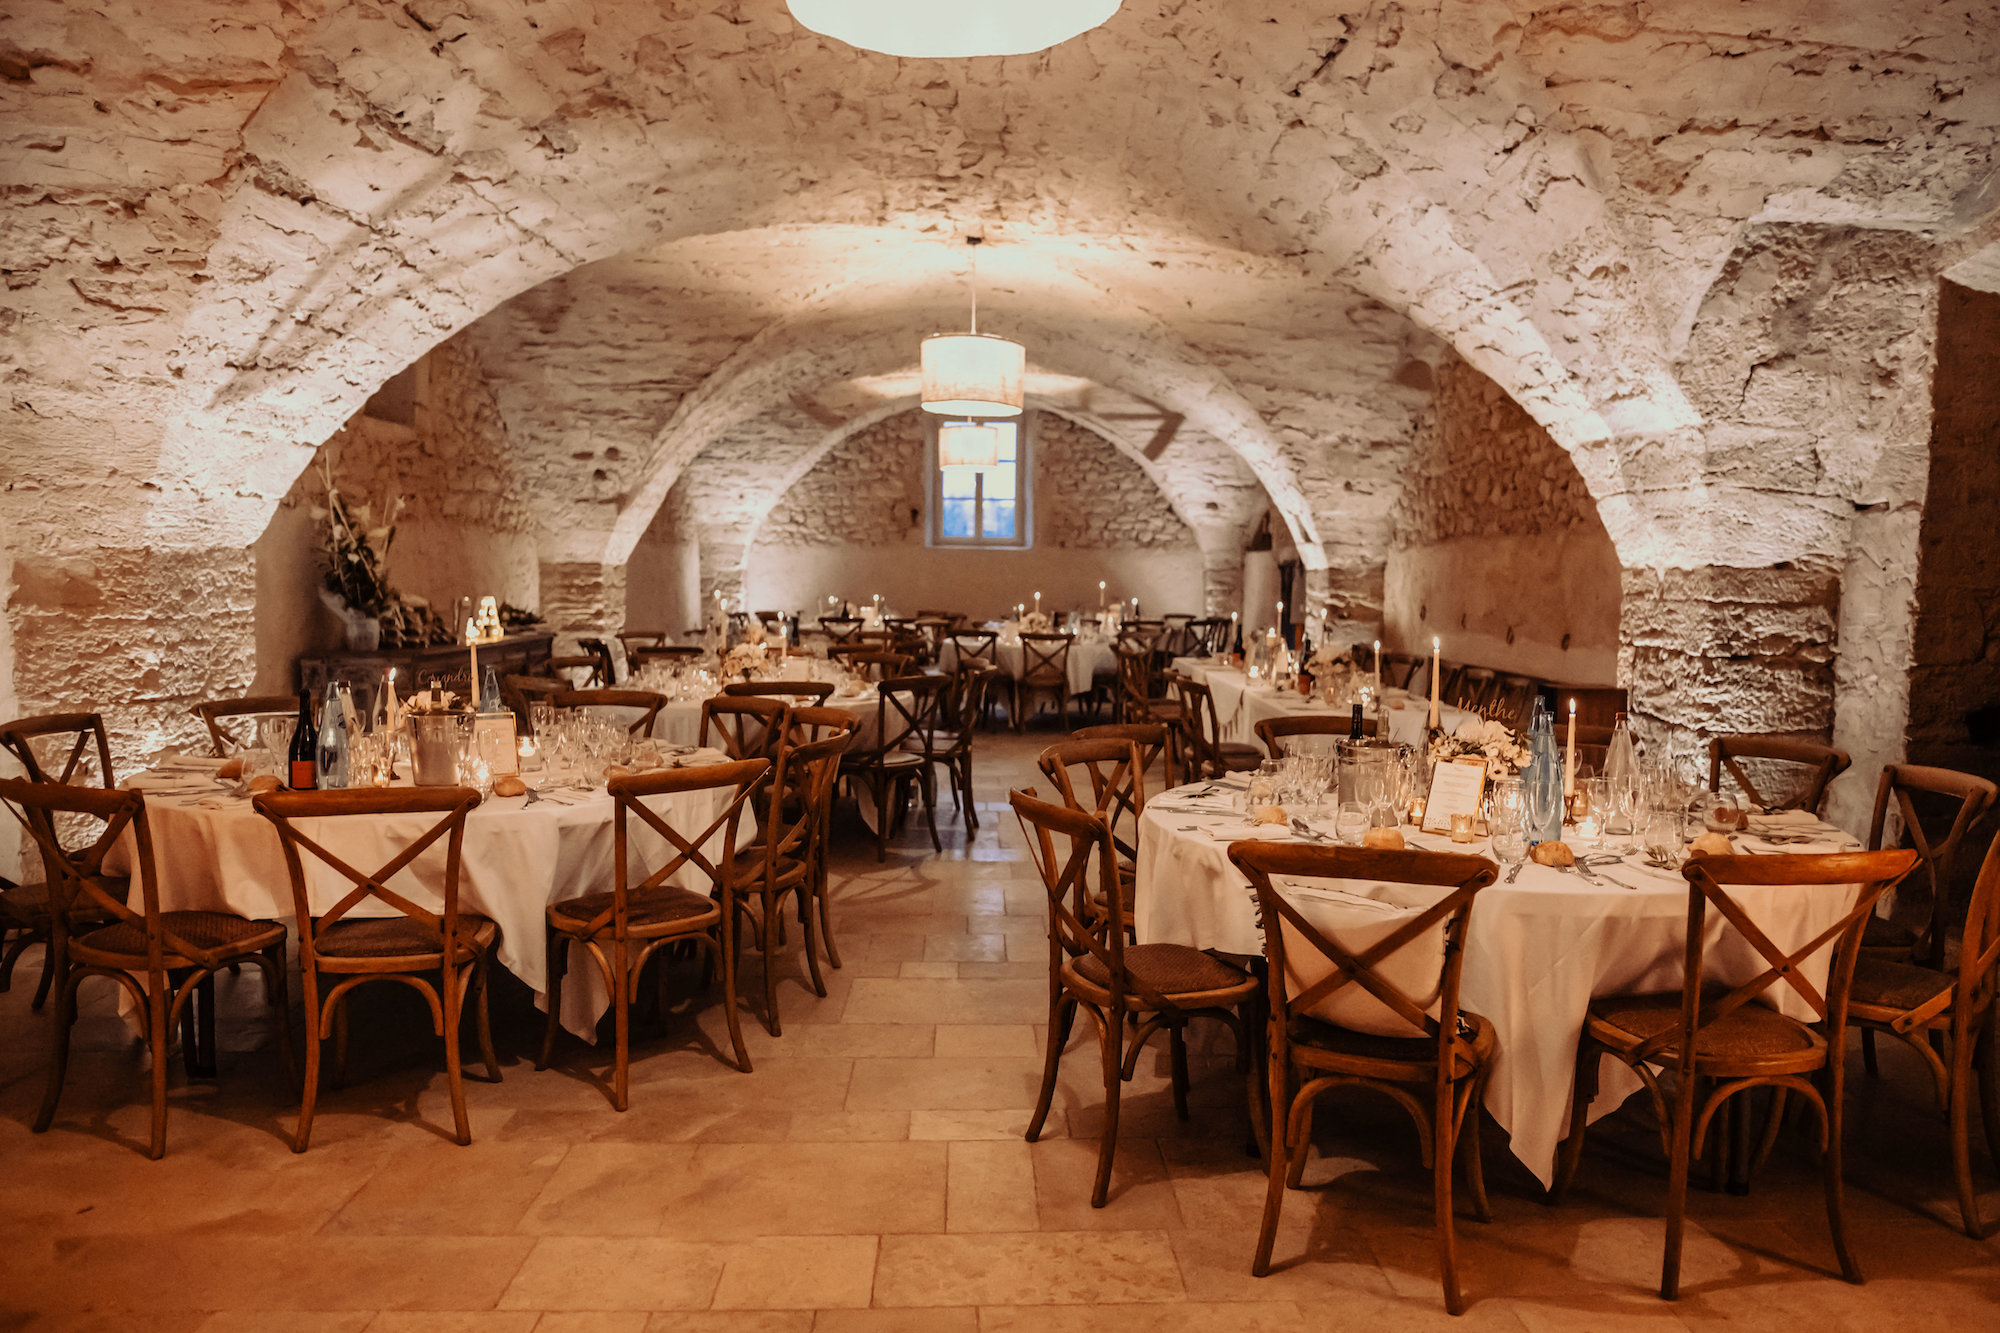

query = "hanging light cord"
[967,235,982,335]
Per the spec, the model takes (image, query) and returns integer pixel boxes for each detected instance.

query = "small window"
[928,414,1032,549]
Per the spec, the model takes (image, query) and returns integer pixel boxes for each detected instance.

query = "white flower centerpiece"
[1019,610,1054,633]
[1427,713,1531,781]
[1309,645,1367,707]
[722,634,775,682]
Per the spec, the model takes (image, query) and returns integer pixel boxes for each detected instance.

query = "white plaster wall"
[1384,533,1622,684]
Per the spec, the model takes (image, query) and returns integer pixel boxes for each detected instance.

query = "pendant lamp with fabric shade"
[937,422,1002,470]
[786,1,1120,59]
[922,237,1025,418]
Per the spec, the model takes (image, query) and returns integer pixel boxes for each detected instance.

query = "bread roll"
[1362,826,1406,850]
[491,775,527,798]
[1250,804,1289,826]
[1530,840,1575,867]
[217,756,245,780]
[1690,831,1734,857]
[247,775,282,795]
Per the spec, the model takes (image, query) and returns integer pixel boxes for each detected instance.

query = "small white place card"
[474,714,519,776]
[1420,757,1487,834]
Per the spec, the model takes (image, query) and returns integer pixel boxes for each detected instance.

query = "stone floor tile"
[839,978,1048,1026]
[534,1315,653,1333]
[1031,1136,1187,1230]
[815,1309,977,1332]
[516,1142,698,1235]
[909,1108,1062,1141]
[897,961,959,979]
[498,1237,724,1311]
[875,1231,1187,1306]
[923,932,1007,963]
[976,1301,1309,1332]
[844,1057,1046,1111]
[932,1024,1037,1059]
[653,1141,946,1239]
[709,1235,879,1309]
[364,1314,542,1332]
[327,1140,570,1235]
[946,1139,1040,1233]
[194,1317,371,1333]
[640,1316,811,1333]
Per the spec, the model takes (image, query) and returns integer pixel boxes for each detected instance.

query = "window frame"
[924,410,1034,550]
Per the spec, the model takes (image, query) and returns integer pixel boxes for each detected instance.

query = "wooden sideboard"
[297,631,556,700]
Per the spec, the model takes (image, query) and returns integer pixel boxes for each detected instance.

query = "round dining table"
[937,629,1118,699]
[114,753,744,1041]
[1133,777,1865,1186]
[1167,658,1471,750]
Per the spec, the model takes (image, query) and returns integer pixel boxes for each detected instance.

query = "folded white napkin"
[1746,809,1820,832]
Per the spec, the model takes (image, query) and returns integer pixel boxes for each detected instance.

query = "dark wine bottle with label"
[1349,702,1365,741]
[288,689,318,790]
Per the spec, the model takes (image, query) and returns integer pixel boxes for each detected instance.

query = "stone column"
[1199,548,1243,618]
[1619,563,1840,752]
[538,561,628,644]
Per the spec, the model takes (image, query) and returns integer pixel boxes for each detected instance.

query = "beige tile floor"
[2,725,1997,1330]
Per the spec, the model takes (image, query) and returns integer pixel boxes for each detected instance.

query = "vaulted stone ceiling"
[3,0,1997,804]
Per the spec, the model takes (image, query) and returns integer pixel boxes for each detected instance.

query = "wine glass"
[1334,801,1369,845]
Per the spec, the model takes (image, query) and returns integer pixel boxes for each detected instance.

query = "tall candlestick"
[1428,635,1441,731]
[1565,697,1578,800]
[1098,580,1106,609]
[1373,639,1382,702]
[1033,591,1041,616]
[385,667,399,733]
[466,618,480,708]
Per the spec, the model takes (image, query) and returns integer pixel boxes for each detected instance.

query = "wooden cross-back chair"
[501,673,566,730]
[1848,828,2000,1237]
[786,705,859,746]
[552,687,666,738]
[1159,613,1198,657]
[948,630,1011,723]
[1862,763,1996,970]
[779,709,859,961]
[536,759,768,1106]
[0,713,116,789]
[700,695,789,762]
[819,615,865,645]
[931,666,995,833]
[1186,617,1229,657]
[190,695,299,757]
[1016,632,1074,731]
[724,679,836,705]
[1114,642,1178,730]
[1228,841,1499,1314]
[1552,849,1919,1300]
[1073,721,1179,794]
[1380,652,1424,692]
[1037,738,1147,939]
[1012,788,1258,1208]
[1708,735,1852,817]
[731,734,849,1039]
[5,778,288,1160]
[545,653,605,687]
[1169,673,1262,778]
[839,674,947,860]
[1253,714,1372,760]
[836,649,912,684]
[1450,666,1498,712]
[616,630,668,659]
[253,786,501,1151]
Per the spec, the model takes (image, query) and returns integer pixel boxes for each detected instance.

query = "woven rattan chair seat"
[1585,991,1823,1064]
[1847,955,1954,1018]
[1287,1010,1496,1078]
[1,875,128,924]
[1073,942,1249,997]
[316,914,496,959]
[1860,915,1919,952]
[549,886,713,933]
[76,911,286,963]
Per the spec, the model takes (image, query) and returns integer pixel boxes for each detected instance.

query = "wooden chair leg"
[813,860,842,970]
[147,981,171,1160]
[1661,1090,1697,1300]
[1435,1083,1463,1315]
[1026,989,1071,1143]
[1252,1060,1292,1276]
[30,937,57,1012]
[441,970,471,1144]
[1092,1007,1122,1208]
[761,894,783,1038]
[717,925,752,1075]
[1822,1071,1861,1282]
[1551,1040,1599,1202]
[1169,1022,1191,1121]
[1948,1029,1982,1238]
[611,941,631,1113]
[798,890,826,999]
[919,768,942,853]
[33,958,78,1135]
[472,953,501,1083]
[537,927,566,1071]
[1462,1077,1492,1223]
[294,986,324,1153]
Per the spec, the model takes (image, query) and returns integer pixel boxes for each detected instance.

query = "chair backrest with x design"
[747,736,846,883]
[700,695,789,761]
[1075,722,1178,791]
[1019,633,1072,687]
[1115,643,1158,712]
[725,680,836,704]
[1012,788,1188,1015]
[596,759,768,942]
[820,616,865,645]
[1038,738,1146,872]
[1653,850,1919,1074]
[1168,674,1225,770]
[839,650,913,684]
[1230,842,1497,1060]
[553,688,666,738]
[253,786,482,972]
[948,631,1000,670]
[785,705,858,747]
[1866,764,1997,966]
[0,713,116,789]
[867,674,946,760]
[0,777,166,965]
[1709,735,1853,816]
[190,695,299,757]
[1947,832,2000,1034]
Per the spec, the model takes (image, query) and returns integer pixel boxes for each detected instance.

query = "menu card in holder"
[1420,757,1486,835]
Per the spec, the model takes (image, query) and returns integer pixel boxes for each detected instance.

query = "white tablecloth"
[1134,786,1864,1186]
[111,757,742,1041]
[938,634,1116,697]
